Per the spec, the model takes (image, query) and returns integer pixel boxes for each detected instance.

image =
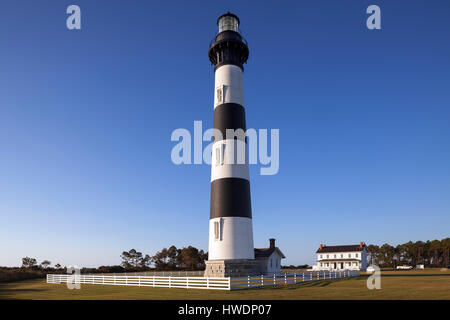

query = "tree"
[120,249,143,269]
[167,246,178,269]
[429,240,441,266]
[140,254,153,268]
[379,243,394,267]
[21,257,37,268]
[442,238,450,267]
[366,245,379,265]
[153,248,169,270]
[412,241,425,265]
[178,246,203,270]
[40,260,51,269]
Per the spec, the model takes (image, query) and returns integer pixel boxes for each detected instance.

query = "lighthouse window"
[215,148,221,166]
[214,221,220,240]
[218,15,239,33]
[215,144,225,166]
[216,87,223,104]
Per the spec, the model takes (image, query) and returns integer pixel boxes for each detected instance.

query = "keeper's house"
[255,238,286,275]
[312,242,367,271]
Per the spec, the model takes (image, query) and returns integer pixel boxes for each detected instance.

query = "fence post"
[207,277,209,289]
[169,276,171,288]
[138,276,141,287]
[153,276,155,287]
[187,277,189,289]
[261,275,263,286]
[284,274,287,284]
[294,274,297,284]
[273,274,276,285]
[302,273,304,282]
[228,277,231,291]
[310,272,312,281]
[248,276,250,287]
[103,275,105,284]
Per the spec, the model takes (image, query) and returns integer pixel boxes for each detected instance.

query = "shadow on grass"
[379,273,450,278]
[0,288,46,300]
[232,278,349,292]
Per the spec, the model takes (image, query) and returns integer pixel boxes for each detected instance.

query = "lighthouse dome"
[217,12,240,33]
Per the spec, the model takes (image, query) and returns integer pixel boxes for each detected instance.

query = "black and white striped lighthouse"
[204,13,260,277]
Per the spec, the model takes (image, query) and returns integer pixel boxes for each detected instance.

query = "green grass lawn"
[1,269,449,300]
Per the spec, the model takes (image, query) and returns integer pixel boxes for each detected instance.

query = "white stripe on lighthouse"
[214,64,244,108]
[211,139,249,182]
[208,216,255,260]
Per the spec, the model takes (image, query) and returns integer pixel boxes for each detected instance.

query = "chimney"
[360,242,365,248]
[319,244,324,250]
[269,238,275,249]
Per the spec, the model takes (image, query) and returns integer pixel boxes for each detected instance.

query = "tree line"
[367,238,450,268]
[21,257,62,269]
[120,246,207,271]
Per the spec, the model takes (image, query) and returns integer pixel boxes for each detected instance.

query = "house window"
[356,253,359,258]
[341,254,343,258]
[320,255,322,259]
[320,263,323,267]
[348,254,351,258]
[334,254,336,258]
[326,255,329,259]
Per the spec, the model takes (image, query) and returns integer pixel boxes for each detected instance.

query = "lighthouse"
[204,12,261,277]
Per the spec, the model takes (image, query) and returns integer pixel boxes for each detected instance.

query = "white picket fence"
[230,270,360,290]
[47,274,230,290]
[47,270,359,291]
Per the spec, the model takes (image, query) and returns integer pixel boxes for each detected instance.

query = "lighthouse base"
[204,259,262,278]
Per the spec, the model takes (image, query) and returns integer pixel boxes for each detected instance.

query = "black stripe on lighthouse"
[210,178,252,219]
[213,103,247,141]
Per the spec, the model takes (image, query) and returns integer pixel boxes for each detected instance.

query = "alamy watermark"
[170,121,279,175]
[66,265,81,290]
[366,265,381,290]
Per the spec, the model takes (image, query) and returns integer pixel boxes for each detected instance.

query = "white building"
[313,242,367,271]
[254,239,286,275]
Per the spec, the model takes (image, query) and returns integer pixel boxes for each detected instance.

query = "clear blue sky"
[1,0,449,267]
